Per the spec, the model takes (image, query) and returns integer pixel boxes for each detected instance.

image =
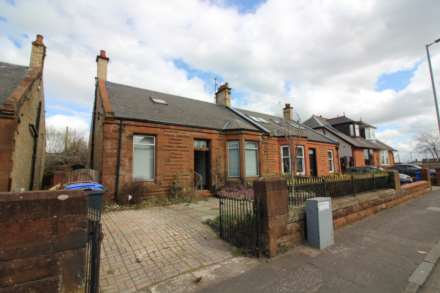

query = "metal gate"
[85,192,103,293]
[218,194,263,256]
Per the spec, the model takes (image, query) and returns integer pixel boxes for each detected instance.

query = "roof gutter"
[227,107,271,134]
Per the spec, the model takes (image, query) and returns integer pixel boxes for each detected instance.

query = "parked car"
[399,173,413,184]
[392,164,422,180]
[345,166,385,174]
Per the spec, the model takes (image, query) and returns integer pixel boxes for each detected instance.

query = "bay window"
[227,141,240,177]
[380,150,389,165]
[296,146,305,175]
[280,145,291,174]
[245,141,259,177]
[133,135,155,180]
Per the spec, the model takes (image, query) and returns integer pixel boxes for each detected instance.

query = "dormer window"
[354,124,360,137]
[365,127,375,140]
[349,124,360,137]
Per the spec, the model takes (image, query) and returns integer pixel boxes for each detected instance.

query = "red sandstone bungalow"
[0,35,46,192]
[89,51,340,200]
[304,115,395,171]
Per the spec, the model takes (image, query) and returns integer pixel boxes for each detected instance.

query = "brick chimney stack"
[96,50,109,80]
[30,34,46,68]
[215,82,231,107]
[283,103,293,120]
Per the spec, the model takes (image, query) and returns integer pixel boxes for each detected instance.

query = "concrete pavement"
[420,260,440,293]
[198,189,440,293]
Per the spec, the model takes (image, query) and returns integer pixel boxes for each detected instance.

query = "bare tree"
[415,132,440,160]
[45,127,89,174]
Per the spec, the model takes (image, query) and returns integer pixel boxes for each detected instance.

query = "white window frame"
[355,124,360,137]
[349,124,354,136]
[328,150,335,173]
[227,141,240,177]
[280,145,291,175]
[365,127,375,140]
[295,145,305,176]
[245,141,259,177]
[133,135,155,181]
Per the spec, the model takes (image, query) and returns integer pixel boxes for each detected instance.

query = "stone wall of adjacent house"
[99,119,341,201]
[373,150,380,166]
[388,150,395,165]
[100,120,230,200]
[263,136,340,178]
[353,148,365,167]
[9,78,46,191]
[0,190,87,292]
[306,140,340,176]
[89,88,105,175]
[316,128,353,159]
[255,176,431,257]
[0,117,16,191]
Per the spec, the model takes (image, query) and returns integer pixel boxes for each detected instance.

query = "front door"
[194,140,210,190]
[309,148,318,176]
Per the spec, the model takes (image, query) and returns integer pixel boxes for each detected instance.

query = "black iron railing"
[85,192,103,293]
[287,172,393,207]
[217,194,262,256]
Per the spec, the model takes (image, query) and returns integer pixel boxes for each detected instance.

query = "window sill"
[133,179,155,183]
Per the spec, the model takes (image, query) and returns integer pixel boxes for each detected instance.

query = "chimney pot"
[96,49,110,80]
[35,34,44,45]
[215,82,231,107]
[30,34,46,68]
[99,50,108,59]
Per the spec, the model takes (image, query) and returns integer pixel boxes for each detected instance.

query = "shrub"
[118,181,149,205]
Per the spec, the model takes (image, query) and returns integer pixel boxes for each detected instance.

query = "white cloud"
[46,114,89,137]
[1,0,440,158]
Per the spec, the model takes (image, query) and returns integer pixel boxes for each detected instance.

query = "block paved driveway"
[99,198,234,292]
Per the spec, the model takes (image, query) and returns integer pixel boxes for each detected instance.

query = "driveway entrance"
[99,199,238,292]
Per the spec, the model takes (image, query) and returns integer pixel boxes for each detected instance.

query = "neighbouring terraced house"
[89,51,340,200]
[304,115,395,171]
[0,35,46,192]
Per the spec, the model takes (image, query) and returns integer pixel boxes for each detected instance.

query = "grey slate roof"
[326,115,355,125]
[105,81,259,131]
[104,81,337,144]
[304,115,395,151]
[233,108,338,144]
[0,62,28,107]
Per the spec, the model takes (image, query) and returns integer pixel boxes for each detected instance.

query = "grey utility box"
[305,197,334,249]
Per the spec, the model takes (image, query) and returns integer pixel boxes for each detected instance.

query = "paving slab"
[100,198,255,292]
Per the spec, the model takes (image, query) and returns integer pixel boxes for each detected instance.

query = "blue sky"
[1,0,440,162]
[375,62,421,92]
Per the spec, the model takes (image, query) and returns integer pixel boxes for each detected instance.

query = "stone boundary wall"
[333,181,430,229]
[0,190,87,292]
[256,178,431,257]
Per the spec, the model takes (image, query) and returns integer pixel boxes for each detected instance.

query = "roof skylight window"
[150,96,168,105]
[248,115,268,123]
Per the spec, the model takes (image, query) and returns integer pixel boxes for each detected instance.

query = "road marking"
[426,207,440,212]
